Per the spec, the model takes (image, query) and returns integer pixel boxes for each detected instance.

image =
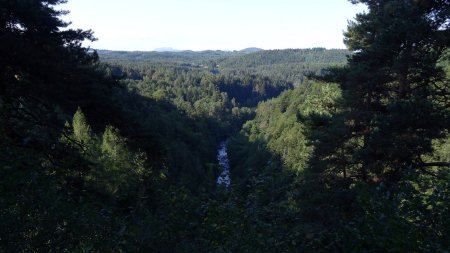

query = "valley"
[1,1,449,252]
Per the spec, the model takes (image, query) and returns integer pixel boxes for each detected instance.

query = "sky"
[60,0,367,51]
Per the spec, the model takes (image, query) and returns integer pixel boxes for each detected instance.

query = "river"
[216,140,230,188]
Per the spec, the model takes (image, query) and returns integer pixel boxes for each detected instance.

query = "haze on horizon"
[61,0,367,51]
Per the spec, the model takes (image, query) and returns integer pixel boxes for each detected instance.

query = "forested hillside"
[218,48,349,84]
[98,47,349,85]
[1,0,449,252]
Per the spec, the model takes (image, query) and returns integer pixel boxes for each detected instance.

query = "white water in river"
[216,140,230,188]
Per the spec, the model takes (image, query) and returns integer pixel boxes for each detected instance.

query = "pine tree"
[72,107,92,145]
[311,0,450,184]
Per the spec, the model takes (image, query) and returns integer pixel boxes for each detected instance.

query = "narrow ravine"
[216,140,230,188]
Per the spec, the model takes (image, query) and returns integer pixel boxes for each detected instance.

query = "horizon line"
[92,46,349,53]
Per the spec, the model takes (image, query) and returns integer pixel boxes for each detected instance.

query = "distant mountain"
[239,47,263,53]
[154,47,181,52]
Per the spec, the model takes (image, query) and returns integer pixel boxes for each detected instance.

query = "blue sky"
[60,0,367,51]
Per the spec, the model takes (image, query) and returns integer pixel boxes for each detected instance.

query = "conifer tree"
[72,107,92,145]
[311,0,450,184]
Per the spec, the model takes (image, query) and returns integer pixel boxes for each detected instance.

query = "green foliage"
[231,82,341,176]
[72,107,92,145]
[432,134,450,163]
[309,0,450,184]
[101,125,126,159]
[218,48,349,85]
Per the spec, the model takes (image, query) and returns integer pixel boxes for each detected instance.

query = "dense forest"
[99,47,349,85]
[1,0,449,252]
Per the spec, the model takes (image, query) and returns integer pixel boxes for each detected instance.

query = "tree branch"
[419,162,450,167]
[417,166,448,180]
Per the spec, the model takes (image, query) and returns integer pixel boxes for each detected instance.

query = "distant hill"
[216,48,350,85]
[96,49,238,63]
[239,47,264,53]
[154,47,182,52]
[97,48,267,63]
[97,48,347,64]
[219,48,348,67]
[97,48,350,85]
[152,47,263,53]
